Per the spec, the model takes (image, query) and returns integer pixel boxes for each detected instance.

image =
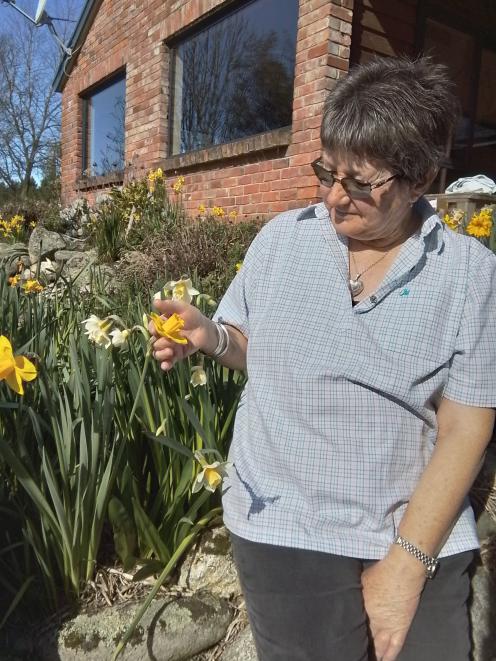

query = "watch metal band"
[393,535,439,579]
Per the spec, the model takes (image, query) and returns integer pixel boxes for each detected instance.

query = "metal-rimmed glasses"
[311,159,400,197]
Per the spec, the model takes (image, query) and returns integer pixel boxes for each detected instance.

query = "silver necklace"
[349,249,391,297]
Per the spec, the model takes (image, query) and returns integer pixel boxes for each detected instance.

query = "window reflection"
[171,0,299,155]
[84,75,126,176]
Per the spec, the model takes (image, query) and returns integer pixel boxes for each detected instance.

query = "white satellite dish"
[34,0,47,24]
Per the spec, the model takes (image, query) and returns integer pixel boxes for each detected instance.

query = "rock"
[28,227,67,263]
[62,235,90,252]
[54,592,232,661]
[54,250,95,269]
[469,539,496,661]
[219,623,257,661]
[178,526,242,599]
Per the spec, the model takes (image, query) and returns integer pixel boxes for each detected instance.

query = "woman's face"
[319,151,423,245]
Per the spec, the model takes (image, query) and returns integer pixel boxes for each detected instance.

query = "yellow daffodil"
[162,278,199,304]
[110,328,131,349]
[22,279,44,294]
[229,210,238,220]
[190,366,207,387]
[465,208,493,239]
[212,206,225,217]
[0,336,37,395]
[82,314,113,348]
[8,274,20,287]
[172,176,185,193]
[149,312,187,344]
[198,203,206,214]
[235,261,243,272]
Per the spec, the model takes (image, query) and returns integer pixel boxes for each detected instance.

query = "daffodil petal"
[14,356,37,381]
[5,367,23,394]
[0,335,14,360]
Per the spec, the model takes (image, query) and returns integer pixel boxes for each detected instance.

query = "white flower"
[163,278,199,304]
[190,366,207,387]
[110,328,131,349]
[82,314,112,348]
[192,459,231,493]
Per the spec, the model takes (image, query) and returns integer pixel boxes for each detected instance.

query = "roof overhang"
[52,0,103,93]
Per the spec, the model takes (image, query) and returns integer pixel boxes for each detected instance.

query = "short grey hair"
[320,56,460,185]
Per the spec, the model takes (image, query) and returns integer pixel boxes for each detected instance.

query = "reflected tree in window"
[172,0,298,154]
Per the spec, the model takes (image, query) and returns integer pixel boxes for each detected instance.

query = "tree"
[0,21,60,198]
[0,1,82,199]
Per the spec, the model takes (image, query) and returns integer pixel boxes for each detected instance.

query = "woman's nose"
[321,180,351,207]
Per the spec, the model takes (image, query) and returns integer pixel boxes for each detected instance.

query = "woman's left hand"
[361,552,426,661]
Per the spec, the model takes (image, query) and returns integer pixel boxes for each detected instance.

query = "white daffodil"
[192,451,231,493]
[163,278,200,304]
[110,328,131,349]
[190,366,207,387]
[82,314,112,348]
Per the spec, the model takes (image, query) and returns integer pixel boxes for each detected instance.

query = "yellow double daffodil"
[149,312,187,344]
[0,336,37,395]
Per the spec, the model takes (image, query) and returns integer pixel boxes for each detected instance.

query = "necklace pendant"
[349,277,364,296]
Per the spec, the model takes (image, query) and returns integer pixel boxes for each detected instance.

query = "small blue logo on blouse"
[399,288,410,297]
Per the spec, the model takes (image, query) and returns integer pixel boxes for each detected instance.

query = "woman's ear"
[411,168,438,202]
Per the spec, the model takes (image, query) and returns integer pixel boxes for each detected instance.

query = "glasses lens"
[341,178,372,197]
[312,161,334,186]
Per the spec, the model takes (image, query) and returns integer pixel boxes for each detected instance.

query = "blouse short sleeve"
[443,250,496,407]
[213,225,269,337]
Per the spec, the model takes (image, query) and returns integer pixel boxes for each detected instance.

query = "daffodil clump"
[82,314,149,350]
[442,208,465,232]
[0,213,27,240]
[22,279,44,294]
[171,176,185,193]
[0,335,37,395]
[147,167,164,193]
[211,206,225,218]
[465,206,493,239]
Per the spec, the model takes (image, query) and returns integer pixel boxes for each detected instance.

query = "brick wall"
[60,0,355,220]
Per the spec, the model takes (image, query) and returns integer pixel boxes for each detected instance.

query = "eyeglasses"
[311,159,399,197]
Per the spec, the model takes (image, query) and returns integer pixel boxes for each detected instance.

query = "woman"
[150,56,496,661]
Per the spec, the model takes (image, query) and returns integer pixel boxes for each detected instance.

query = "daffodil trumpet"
[148,312,187,344]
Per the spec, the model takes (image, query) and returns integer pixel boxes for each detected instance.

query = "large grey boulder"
[54,592,232,661]
[28,227,67,263]
[178,526,241,599]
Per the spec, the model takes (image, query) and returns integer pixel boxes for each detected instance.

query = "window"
[423,19,496,189]
[83,73,126,176]
[170,0,299,155]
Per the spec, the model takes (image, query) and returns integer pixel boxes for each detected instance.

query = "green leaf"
[145,431,194,459]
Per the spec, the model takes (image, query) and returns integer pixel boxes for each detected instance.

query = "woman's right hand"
[149,299,216,371]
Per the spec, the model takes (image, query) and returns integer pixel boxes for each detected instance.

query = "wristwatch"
[393,535,439,579]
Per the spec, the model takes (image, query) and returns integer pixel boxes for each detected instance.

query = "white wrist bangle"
[208,322,230,359]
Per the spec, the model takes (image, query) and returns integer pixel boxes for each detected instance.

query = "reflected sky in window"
[86,76,125,176]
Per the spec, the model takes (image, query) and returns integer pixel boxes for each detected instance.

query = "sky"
[0,0,85,50]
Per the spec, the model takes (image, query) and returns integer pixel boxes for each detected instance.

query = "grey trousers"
[231,533,474,661]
